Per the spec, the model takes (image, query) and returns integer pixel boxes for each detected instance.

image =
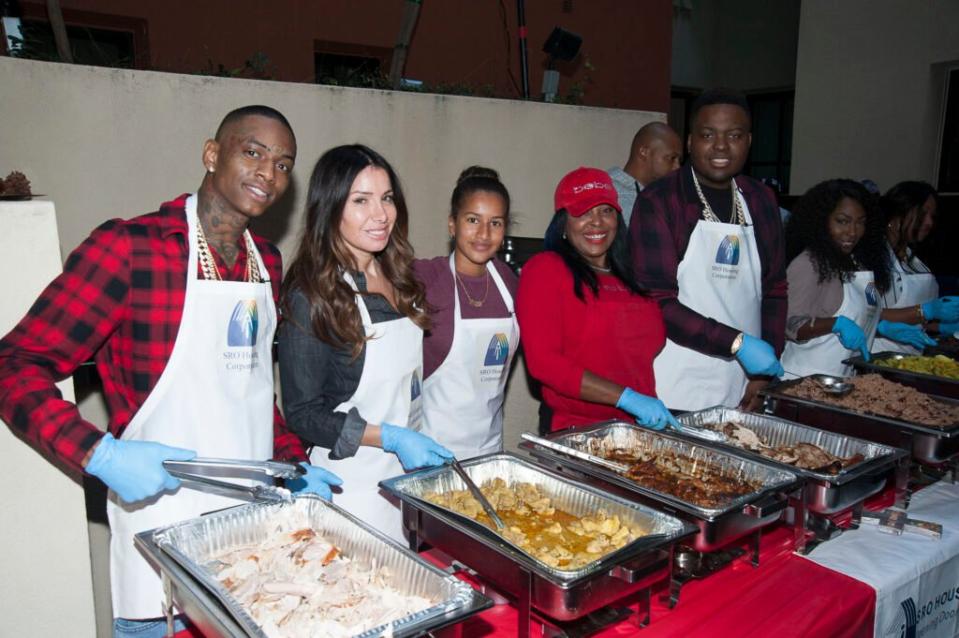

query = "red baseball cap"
[554,167,622,217]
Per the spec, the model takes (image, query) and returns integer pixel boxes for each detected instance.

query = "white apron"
[872,248,938,355]
[107,195,275,619]
[308,273,423,543]
[654,193,763,410]
[782,270,880,379]
[420,256,519,460]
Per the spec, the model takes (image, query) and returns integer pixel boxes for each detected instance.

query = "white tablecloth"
[801,480,959,638]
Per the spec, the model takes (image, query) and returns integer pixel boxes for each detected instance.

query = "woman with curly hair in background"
[781,179,934,379]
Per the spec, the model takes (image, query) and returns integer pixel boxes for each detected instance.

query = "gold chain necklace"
[455,270,490,307]
[196,222,261,283]
[692,170,745,225]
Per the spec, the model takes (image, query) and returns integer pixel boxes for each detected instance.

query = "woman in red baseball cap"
[516,167,677,432]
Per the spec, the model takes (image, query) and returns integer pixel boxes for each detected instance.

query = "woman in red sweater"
[517,167,676,432]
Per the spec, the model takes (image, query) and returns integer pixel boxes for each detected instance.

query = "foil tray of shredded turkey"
[151,496,474,638]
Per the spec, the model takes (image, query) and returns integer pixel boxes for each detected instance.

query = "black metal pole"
[517,0,529,99]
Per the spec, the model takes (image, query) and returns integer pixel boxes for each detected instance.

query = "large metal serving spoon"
[446,458,506,531]
[784,372,854,396]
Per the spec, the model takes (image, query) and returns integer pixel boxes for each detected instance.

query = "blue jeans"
[114,615,188,637]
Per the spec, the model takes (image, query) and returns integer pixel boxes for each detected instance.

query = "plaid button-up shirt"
[628,165,787,357]
[0,194,306,474]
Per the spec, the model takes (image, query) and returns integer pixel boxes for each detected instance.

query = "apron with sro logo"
[420,255,519,460]
[308,272,423,543]
[872,247,938,355]
[107,195,275,619]
[654,191,763,411]
[782,270,881,379]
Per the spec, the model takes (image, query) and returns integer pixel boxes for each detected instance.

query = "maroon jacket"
[628,164,787,357]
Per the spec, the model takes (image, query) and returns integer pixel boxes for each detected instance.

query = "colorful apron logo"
[484,333,510,366]
[410,372,421,401]
[865,282,878,307]
[715,235,740,265]
[227,300,258,346]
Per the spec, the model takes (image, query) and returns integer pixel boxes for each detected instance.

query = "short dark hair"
[690,88,751,126]
[215,105,295,142]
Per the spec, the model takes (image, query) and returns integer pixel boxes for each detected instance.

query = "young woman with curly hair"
[278,144,451,542]
[873,181,959,353]
[781,179,933,378]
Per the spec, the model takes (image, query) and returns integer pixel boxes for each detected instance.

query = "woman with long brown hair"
[279,144,452,542]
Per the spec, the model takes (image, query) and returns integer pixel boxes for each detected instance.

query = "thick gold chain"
[196,223,261,283]
[692,171,745,225]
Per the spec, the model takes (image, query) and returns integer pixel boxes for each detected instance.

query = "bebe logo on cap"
[572,181,612,194]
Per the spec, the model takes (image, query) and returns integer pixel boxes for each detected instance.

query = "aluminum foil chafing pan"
[845,352,959,399]
[136,496,486,638]
[520,422,802,552]
[678,408,907,514]
[380,453,695,621]
[762,377,959,466]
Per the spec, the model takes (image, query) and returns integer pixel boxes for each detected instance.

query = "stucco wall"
[0,57,662,632]
[791,0,959,193]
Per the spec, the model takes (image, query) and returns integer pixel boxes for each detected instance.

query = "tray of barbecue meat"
[762,374,959,466]
[677,408,907,514]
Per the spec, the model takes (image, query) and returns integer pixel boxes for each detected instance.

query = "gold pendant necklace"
[455,270,490,307]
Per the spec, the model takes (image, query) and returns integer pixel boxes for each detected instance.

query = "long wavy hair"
[785,178,891,294]
[282,144,428,358]
[880,180,937,269]
[543,208,646,301]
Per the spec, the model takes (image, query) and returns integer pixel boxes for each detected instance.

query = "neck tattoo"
[197,222,261,282]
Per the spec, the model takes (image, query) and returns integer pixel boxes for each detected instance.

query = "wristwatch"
[730,332,745,355]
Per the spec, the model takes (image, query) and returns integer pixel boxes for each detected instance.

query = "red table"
[426,524,875,638]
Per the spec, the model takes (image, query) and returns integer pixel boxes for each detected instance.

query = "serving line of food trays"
[761,376,959,481]
[675,407,908,551]
[379,453,697,638]
[844,351,959,399]
[518,422,803,605]
[135,495,492,638]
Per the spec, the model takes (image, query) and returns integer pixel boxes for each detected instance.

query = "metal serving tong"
[446,458,507,531]
[521,433,630,474]
[666,420,729,443]
[162,458,305,504]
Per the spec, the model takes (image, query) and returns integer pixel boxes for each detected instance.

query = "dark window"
[7,18,135,67]
[745,91,794,193]
[937,68,959,194]
[314,40,392,88]
[3,5,148,68]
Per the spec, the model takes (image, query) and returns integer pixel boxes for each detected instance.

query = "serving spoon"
[783,372,854,396]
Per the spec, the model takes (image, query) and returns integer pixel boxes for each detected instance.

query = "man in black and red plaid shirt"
[0,105,340,635]
[629,89,787,413]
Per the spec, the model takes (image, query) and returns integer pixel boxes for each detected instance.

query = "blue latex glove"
[922,297,959,323]
[876,320,937,350]
[831,316,870,361]
[85,433,196,503]
[287,462,342,500]
[616,388,679,430]
[938,321,959,337]
[381,424,454,471]
[734,334,785,377]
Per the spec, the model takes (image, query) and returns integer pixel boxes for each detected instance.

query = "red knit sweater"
[516,252,665,431]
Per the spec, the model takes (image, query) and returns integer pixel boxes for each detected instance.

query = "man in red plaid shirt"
[0,105,340,636]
